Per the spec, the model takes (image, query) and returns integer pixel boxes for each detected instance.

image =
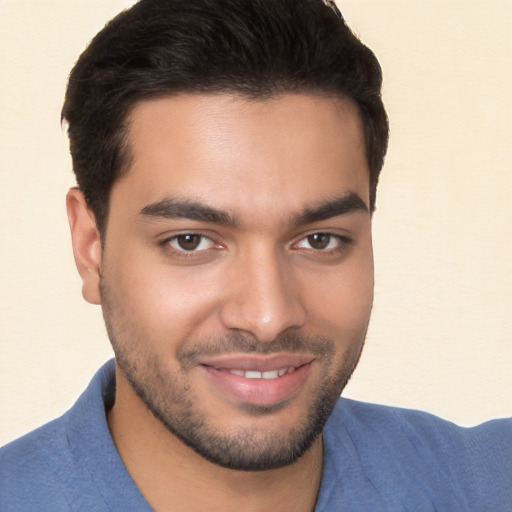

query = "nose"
[219,247,307,343]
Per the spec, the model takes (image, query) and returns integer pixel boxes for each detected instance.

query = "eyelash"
[160,231,352,259]
[293,232,352,253]
[160,233,218,258]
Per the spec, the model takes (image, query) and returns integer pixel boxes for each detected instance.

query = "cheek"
[305,250,374,336]
[104,252,225,345]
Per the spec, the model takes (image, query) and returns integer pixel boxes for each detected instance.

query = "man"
[1,0,510,510]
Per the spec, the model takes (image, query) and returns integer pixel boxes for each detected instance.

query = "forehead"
[113,93,369,221]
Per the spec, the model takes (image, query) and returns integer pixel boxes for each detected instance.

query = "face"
[97,93,373,470]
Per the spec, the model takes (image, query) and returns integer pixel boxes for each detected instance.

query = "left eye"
[168,234,215,252]
[296,233,341,250]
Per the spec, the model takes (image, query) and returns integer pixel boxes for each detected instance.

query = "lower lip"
[200,364,311,407]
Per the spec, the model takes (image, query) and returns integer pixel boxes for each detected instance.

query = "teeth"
[245,370,262,379]
[228,367,292,379]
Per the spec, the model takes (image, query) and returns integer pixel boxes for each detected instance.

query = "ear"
[66,188,102,305]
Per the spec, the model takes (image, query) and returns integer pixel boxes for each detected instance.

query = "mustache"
[177,331,334,366]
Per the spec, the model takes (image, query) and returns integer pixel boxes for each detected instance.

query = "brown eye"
[295,232,349,253]
[169,234,213,252]
[176,234,202,251]
[306,233,331,250]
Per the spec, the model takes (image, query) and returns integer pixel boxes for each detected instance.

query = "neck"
[108,369,323,512]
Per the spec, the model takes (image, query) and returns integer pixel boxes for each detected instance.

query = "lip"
[197,353,315,407]
[196,353,315,372]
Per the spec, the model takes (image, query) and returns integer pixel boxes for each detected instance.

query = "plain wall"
[1,0,511,445]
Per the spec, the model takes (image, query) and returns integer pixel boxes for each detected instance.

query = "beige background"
[1,0,511,445]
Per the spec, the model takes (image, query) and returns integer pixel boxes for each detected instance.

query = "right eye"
[166,233,216,253]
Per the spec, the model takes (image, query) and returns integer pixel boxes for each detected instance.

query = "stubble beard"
[101,278,367,471]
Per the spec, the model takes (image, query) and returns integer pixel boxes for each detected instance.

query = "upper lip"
[196,353,315,372]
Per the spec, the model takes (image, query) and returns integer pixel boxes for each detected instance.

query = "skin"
[66,93,374,512]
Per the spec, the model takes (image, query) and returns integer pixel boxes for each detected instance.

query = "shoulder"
[0,360,118,511]
[325,397,512,467]
[0,414,77,510]
[330,396,511,432]
[317,398,512,511]
[327,397,512,449]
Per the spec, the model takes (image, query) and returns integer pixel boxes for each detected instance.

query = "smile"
[225,367,296,379]
[198,357,312,407]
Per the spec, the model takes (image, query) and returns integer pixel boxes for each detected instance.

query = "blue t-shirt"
[1,360,511,511]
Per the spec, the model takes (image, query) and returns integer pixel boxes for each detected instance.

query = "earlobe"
[66,188,102,305]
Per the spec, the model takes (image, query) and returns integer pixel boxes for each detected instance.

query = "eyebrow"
[139,198,238,226]
[290,192,369,227]
[139,192,368,228]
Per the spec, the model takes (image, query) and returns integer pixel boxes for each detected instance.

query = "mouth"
[197,354,314,407]
[215,366,298,379]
